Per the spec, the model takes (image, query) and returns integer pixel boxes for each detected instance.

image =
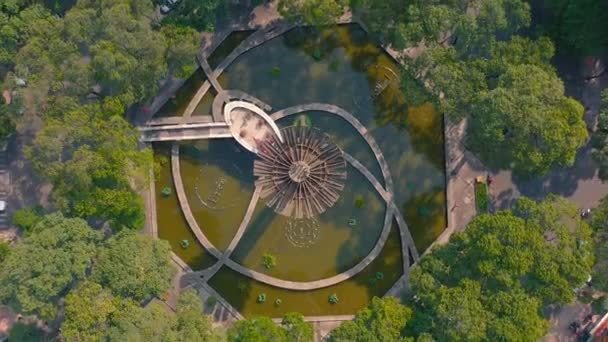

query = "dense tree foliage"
[0,213,102,320]
[408,195,593,340]
[329,297,413,342]
[26,98,153,230]
[352,0,530,52]
[161,0,224,32]
[8,322,45,342]
[91,231,174,302]
[401,33,586,175]
[533,0,608,55]
[592,90,608,181]
[468,63,587,175]
[228,313,313,342]
[62,286,219,341]
[590,195,608,292]
[279,0,346,26]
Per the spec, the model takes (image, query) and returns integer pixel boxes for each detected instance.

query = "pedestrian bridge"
[139,122,231,142]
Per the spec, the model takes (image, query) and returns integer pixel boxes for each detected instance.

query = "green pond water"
[153,23,446,316]
[209,224,403,317]
[153,144,216,270]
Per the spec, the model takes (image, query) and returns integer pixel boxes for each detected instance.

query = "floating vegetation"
[375,272,384,280]
[348,218,358,227]
[329,59,340,71]
[275,298,282,306]
[257,293,267,303]
[328,293,339,304]
[180,239,190,249]
[354,195,366,209]
[293,114,312,127]
[312,48,322,60]
[161,187,172,197]
[270,66,281,77]
[262,253,277,269]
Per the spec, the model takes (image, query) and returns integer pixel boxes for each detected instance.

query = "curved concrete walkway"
[212,89,272,122]
[183,23,295,122]
[224,100,284,153]
[271,103,419,261]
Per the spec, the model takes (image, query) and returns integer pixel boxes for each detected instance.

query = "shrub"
[328,293,339,304]
[270,66,281,77]
[13,206,44,233]
[262,253,276,269]
[329,59,340,71]
[0,242,9,263]
[354,195,366,209]
[475,181,489,213]
[206,296,218,307]
[180,239,190,249]
[312,48,322,60]
[257,293,267,303]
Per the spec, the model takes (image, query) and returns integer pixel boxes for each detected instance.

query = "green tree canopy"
[62,281,121,341]
[281,312,313,342]
[8,322,45,342]
[592,89,608,181]
[590,194,608,292]
[468,64,587,175]
[0,213,102,320]
[160,0,224,32]
[26,98,153,230]
[329,296,413,342]
[408,195,593,340]
[533,0,608,55]
[279,0,346,26]
[228,316,287,342]
[91,231,174,302]
[63,287,219,341]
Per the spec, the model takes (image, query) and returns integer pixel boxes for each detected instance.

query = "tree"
[590,195,608,292]
[62,281,120,341]
[533,0,608,55]
[26,98,153,230]
[329,296,413,342]
[408,196,592,340]
[0,241,9,263]
[161,24,200,79]
[592,89,608,181]
[228,316,286,342]
[278,0,346,26]
[281,313,313,342]
[161,0,224,32]
[468,64,587,175]
[12,206,44,234]
[0,213,102,320]
[92,231,174,302]
[174,289,222,341]
[8,322,45,342]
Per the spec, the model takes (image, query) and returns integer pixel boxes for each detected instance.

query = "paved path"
[212,90,272,122]
[140,123,231,142]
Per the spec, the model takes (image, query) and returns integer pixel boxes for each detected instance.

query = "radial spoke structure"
[253,126,347,219]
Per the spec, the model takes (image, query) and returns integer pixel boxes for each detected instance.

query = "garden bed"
[475,180,489,214]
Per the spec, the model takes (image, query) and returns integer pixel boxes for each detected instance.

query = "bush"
[329,59,340,71]
[206,296,218,307]
[270,66,281,77]
[475,181,489,213]
[9,322,44,342]
[0,242,9,263]
[328,293,339,304]
[354,195,366,209]
[257,293,267,303]
[13,206,44,233]
[262,253,276,269]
